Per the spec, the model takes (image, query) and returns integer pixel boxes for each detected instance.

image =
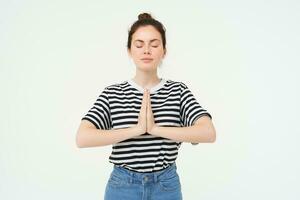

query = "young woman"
[76,12,216,200]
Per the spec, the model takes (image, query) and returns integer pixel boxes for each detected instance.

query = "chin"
[140,65,157,71]
[135,62,156,70]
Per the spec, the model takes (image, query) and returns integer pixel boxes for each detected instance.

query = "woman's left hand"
[146,90,158,134]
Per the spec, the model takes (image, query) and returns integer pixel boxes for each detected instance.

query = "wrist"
[149,125,160,136]
[131,125,143,136]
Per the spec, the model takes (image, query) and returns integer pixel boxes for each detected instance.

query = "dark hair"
[127,13,166,51]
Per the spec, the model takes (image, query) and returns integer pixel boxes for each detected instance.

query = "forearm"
[151,124,216,143]
[76,126,140,148]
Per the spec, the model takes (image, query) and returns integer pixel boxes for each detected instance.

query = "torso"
[106,78,183,172]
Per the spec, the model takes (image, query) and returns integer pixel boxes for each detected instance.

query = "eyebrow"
[134,39,160,43]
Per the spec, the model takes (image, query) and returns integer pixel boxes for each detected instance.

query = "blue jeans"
[104,162,183,200]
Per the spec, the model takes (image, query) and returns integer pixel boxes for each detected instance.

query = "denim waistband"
[111,163,177,184]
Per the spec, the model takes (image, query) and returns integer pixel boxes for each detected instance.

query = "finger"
[147,91,151,115]
[142,89,148,111]
[148,91,151,108]
[143,89,148,104]
[139,89,146,116]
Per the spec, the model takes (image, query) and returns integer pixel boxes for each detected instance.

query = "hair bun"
[138,13,153,20]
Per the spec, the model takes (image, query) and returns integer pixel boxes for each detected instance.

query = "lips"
[141,58,153,60]
[141,58,153,63]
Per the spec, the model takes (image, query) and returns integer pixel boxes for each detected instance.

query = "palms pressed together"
[136,89,158,135]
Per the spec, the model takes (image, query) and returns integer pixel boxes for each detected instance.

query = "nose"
[144,45,151,54]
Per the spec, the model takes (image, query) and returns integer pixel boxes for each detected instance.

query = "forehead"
[132,25,162,42]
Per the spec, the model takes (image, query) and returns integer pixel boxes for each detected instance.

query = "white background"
[1,0,299,199]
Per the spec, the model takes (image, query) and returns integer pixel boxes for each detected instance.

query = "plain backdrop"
[1,0,299,199]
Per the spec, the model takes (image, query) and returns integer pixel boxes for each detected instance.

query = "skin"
[127,25,166,89]
[128,25,216,142]
[76,25,216,148]
[127,25,164,134]
[135,88,157,134]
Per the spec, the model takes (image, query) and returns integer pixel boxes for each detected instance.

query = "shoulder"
[166,79,189,90]
[102,80,128,91]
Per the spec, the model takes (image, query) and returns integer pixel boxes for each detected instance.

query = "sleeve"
[180,82,212,127]
[81,87,112,130]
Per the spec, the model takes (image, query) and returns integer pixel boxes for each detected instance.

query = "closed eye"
[136,45,159,48]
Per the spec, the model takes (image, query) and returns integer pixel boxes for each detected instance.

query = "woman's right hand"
[134,89,148,135]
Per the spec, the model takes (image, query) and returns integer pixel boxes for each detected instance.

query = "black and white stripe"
[81,79,212,172]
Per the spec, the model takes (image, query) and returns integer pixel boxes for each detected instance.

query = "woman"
[76,12,216,200]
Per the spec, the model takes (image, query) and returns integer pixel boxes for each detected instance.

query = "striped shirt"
[81,78,212,172]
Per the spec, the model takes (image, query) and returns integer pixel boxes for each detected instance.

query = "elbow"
[209,133,216,143]
[195,125,216,143]
[76,137,83,148]
[197,127,216,143]
[208,129,216,143]
[207,123,216,143]
[193,130,216,143]
[193,118,216,143]
[76,131,86,148]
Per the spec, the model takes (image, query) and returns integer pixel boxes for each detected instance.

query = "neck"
[132,69,161,89]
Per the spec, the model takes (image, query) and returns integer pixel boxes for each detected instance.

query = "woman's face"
[128,25,166,71]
